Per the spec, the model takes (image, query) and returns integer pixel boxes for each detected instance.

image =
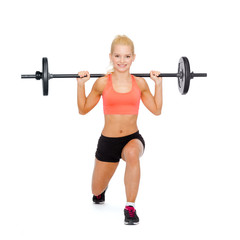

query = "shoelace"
[126,206,135,218]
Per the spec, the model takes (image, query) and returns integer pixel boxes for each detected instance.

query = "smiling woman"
[107,35,135,74]
[76,35,163,225]
[110,45,135,74]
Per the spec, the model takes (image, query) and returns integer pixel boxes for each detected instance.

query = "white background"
[1,0,240,239]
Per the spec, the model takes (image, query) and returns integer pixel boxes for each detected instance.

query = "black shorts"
[95,131,145,163]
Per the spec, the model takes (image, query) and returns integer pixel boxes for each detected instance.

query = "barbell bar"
[21,57,207,96]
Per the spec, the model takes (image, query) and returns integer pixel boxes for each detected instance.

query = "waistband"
[100,131,140,141]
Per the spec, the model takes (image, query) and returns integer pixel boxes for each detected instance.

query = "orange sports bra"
[102,74,141,115]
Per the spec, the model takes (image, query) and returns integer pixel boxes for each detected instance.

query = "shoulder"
[134,76,149,92]
[93,75,108,94]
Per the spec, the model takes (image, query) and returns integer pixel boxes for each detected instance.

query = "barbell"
[21,57,207,96]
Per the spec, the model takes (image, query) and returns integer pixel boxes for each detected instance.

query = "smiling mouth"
[118,64,127,68]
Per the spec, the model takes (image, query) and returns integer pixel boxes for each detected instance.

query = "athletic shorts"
[95,131,145,163]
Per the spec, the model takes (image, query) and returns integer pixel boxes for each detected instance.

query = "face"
[109,44,136,73]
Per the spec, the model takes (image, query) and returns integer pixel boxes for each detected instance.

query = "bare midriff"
[102,114,139,137]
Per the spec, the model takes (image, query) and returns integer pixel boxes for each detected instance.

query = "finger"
[83,71,89,78]
[80,73,84,78]
[82,71,88,78]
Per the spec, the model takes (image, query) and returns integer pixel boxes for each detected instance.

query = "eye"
[114,54,120,58]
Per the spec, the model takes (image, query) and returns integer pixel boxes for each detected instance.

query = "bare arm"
[77,72,107,115]
[136,71,163,115]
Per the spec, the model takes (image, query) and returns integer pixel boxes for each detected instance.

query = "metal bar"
[52,73,179,78]
[192,73,207,77]
[52,74,105,78]
[22,72,207,79]
[21,74,36,79]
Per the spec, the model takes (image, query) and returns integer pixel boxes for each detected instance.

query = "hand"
[77,71,90,84]
[150,71,162,84]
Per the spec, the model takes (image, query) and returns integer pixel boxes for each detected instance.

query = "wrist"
[78,80,85,87]
[155,80,162,86]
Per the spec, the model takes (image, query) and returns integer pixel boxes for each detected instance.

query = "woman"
[77,35,162,225]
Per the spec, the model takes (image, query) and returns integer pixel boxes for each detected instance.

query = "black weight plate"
[178,57,191,95]
[42,57,49,96]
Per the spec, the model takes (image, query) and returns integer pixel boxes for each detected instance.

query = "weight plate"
[178,57,191,95]
[42,57,49,96]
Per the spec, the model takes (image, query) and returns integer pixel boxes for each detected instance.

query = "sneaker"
[92,188,107,204]
[124,206,139,225]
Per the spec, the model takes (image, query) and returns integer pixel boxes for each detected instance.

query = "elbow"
[78,104,88,115]
[78,109,87,115]
[149,108,161,116]
[153,107,162,116]
[154,111,161,116]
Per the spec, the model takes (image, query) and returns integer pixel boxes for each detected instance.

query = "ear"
[109,53,113,62]
[133,54,136,62]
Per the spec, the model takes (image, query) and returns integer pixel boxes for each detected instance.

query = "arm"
[136,71,163,115]
[77,72,106,115]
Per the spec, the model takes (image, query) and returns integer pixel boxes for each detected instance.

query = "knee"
[124,148,140,165]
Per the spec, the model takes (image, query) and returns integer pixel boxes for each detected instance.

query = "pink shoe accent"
[96,194,102,200]
[125,206,135,218]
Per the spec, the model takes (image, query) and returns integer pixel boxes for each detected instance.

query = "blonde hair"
[111,35,135,55]
[106,35,135,74]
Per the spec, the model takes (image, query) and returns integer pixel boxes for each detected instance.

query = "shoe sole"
[124,221,139,225]
[93,200,105,204]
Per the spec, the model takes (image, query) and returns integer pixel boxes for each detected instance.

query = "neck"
[112,71,131,80]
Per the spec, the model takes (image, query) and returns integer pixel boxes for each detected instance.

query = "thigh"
[121,139,144,161]
[92,159,119,193]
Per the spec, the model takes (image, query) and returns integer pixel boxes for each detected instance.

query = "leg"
[121,139,144,203]
[92,159,119,196]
